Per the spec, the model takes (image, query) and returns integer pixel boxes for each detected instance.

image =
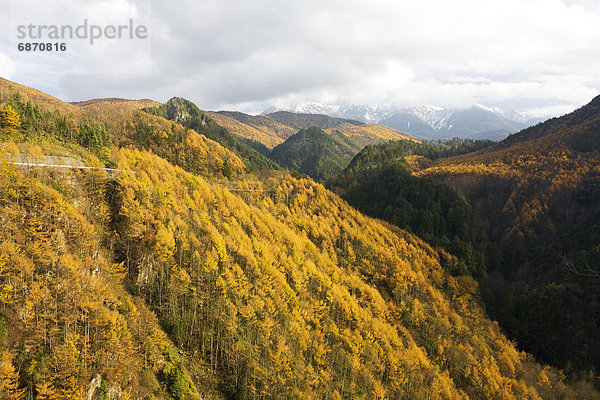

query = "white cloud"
[1,0,599,115]
[0,51,16,78]
[4,0,151,88]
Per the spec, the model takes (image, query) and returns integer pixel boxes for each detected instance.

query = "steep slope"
[269,127,362,181]
[0,77,81,116]
[211,110,413,150]
[323,123,415,147]
[1,79,598,399]
[106,148,590,399]
[208,111,297,149]
[328,139,495,281]
[420,95,600,248]
[145,98,279,172]
[381,106,536,141]
[265,111,363,130]
[418,95,600,374]
[263,101,543,141]
[0,161,203,399]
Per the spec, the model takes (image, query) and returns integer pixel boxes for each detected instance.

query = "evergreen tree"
[35,381,56,400]
[0,105,21,135]
[0,351,25,400]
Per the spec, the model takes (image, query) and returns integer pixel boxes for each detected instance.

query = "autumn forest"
[0,76,599,400]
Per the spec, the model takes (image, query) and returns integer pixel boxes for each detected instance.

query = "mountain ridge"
[209,109,414,149]
[1,77,598,399]
[264,102,545,141]
[143,97,279,172]
[417,93,600,373]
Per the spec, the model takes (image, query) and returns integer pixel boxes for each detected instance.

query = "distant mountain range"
[209,109,413,147]
[263,103,545,141]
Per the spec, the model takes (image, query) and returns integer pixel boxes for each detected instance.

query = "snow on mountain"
[262,103,395,123]
[337,104,396,123]
[497,110,541,124]
[408,105,453,131]
[261,102,545,140]
[474,104,542,124]
[262,102,340,116]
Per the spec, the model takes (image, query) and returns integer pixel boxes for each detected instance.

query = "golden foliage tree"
[34,381,56,400]
[0,105,21,135]
[0,351,25,400]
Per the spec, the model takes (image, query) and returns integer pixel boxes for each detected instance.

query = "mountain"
[264,111,364,129]
[262,103,395,123]
[0,77,81,115]
[324,122,415,148]
[71,97,160,110]
[1,77,598,399]
[269,127,362,181]
[208,111,298,149]
[267,121,415,181]
[209,110,413,150]
[264,102,544,141]
[359,105,543,141]
[336,104,396,123]
[416,94,600,374]
[262,101,340,116]
[378,110,439,139]
[144,97,280,172]
[327,138,496,280]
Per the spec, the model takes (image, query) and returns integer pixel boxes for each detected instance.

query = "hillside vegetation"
[328,139,495,281]
[144,98,279,172]
[208,112,297,149]
[269,127,362,181]
[0,79,597,399]
[418,96,600,375]
[269,126,417,182]
[324,123,416,148]
[209,110,413,149]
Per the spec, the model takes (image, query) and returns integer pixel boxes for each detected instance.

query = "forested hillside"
[0,78,598,399]
[208,111,297,149]
[264,111,363,130]
[144,98,279,172]
[269,127,362,181]
[418,96,600,376]
[209,110,414,150]
[328,139,495,280]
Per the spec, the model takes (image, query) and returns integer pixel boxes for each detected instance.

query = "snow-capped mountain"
[263,103,395,123]
[262,102,545,141]
[336,104,396,123]
[379,105,544,141]
[262,102,340,117]
[408,106,453,131]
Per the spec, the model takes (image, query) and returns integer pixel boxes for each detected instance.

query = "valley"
[0,77,598,399]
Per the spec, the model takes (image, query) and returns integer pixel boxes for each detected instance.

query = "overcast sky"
[1,0,600,116]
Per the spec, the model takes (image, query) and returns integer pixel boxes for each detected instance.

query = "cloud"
[1,0,599,115]
[0,50,16,78]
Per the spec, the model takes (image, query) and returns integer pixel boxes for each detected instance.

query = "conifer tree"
[0,351,25,400]
[35,381,56,400]
[0,105,21,135]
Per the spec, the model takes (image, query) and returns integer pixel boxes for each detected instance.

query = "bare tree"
[561,255,600,278]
